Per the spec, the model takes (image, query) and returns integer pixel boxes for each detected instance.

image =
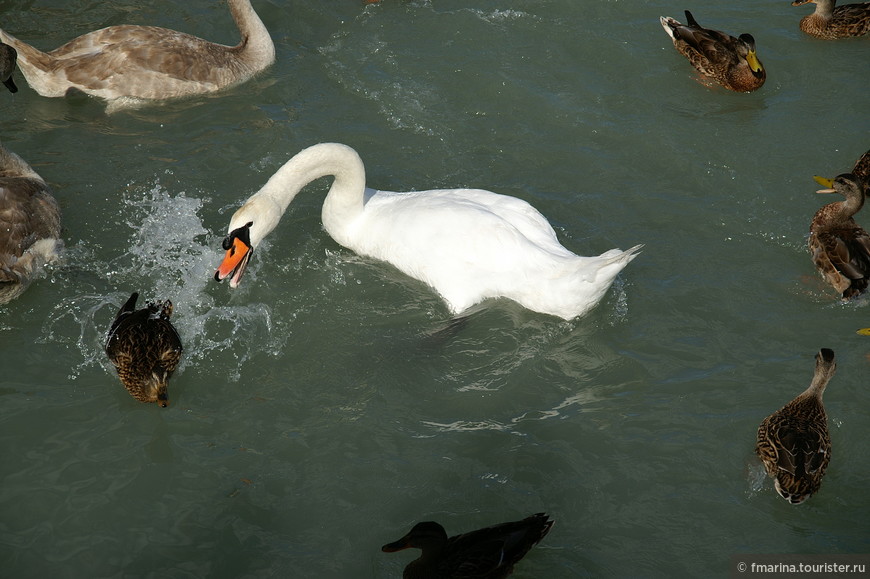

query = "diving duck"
[756,348,835,504]
[792,0,870,39]
[808,173,870,298]
[381,513,554,578]
[0,142,62,304]
[660,11,766,92]
[0,42,17,93]
[0,0,274,113]
[105,292,183,407]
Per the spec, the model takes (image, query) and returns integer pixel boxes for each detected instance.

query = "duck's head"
[151,374,170,408]
[123,371,171,407]
[214,221,254,288]
[814,347,836,380]
[381,521,448,553]
[813,173,864,199]
[736,34,764,75]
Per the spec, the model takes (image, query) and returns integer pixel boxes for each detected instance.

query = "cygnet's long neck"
[230,0,275,68]
[231,143,367,247]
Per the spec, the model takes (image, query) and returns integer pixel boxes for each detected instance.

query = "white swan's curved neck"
[230,143,367,247]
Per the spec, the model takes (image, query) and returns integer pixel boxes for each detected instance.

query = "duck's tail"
[660,16,682,40]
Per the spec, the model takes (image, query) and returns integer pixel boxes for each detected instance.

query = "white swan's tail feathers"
[557,243,642,319]
[600,244,644,265]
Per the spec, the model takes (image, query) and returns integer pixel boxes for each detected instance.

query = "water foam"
[41,180,282,382]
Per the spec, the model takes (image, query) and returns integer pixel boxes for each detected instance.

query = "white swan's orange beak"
[214,223,253,288]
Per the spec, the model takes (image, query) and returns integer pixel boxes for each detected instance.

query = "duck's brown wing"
[670,13,741,71]
[441,514,553,577]
[832,3,870,37]
[852,150,870,195]
[758,410,830,497]
[765,415,830,501]
[106,292,140,353]
[810,226,870,296]
[106,304,182,377]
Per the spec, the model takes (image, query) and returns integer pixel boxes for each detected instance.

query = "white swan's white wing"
[347,188,585,314]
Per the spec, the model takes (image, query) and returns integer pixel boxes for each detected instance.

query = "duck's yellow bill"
[746,51,763,73]
[813,175,836,193]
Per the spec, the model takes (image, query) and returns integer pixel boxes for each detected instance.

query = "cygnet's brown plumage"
[0,142,61,304]
[105,292,183,407]
[756,349,835,504]
[0,0,274,112]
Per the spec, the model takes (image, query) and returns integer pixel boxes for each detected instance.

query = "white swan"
[0,142,62,304]
[0,0,274,113]
[214,143,642,320]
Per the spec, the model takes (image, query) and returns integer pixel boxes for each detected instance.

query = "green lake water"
[1,0,868,576]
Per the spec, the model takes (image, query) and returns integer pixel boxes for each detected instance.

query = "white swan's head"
[214,221,254,288]
[212,142,366,289]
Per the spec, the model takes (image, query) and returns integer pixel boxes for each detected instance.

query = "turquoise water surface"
[1,0,868,577]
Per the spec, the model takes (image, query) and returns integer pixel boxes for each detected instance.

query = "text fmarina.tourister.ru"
[750,562,866,574]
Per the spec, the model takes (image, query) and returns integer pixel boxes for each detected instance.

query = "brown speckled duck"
[0,42,17,93]
[808,173,870,298]
[382,513,553,579]
[660,10,766,92]
[0,142,61,304]
[756,348,835,504]
[105,292,183,407]
[0,0,274,113]
[792,0,870,39]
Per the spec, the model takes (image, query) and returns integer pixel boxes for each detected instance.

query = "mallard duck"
[756,348,835,504]
[382,513,554,579]
[105,292,183,407]
[792,0,870,39]
[0,0,274,113]
[0,142,62,304]
[660,10,766,92]
[0,42,17,93]
[214,143,641,320]
[808,173,870,298]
